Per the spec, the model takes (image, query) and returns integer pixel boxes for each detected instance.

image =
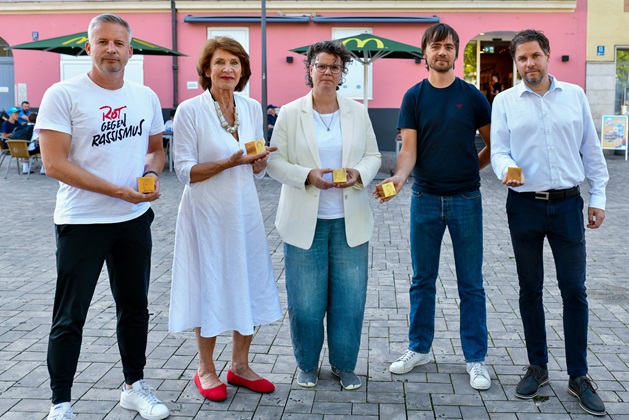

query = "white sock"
[22,163,29,172]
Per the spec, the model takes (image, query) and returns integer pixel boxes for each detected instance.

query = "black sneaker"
[568,376,606,416]
[515,365,549,399]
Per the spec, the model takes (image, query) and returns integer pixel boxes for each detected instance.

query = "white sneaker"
[389,350,432,374]
[47,402,75,420]
[120,379,170,420]
[466,362,491,390]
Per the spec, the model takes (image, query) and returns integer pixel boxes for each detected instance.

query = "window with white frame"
[332,28,372,101]
[207,28,250,97]
[616,47,629,115]
[60,55,144,84]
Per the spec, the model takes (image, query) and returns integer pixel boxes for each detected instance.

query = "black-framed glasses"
[312,62,343,74]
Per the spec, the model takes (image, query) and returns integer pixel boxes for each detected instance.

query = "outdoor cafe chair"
[4,140,40,180]
[0,136,10,170]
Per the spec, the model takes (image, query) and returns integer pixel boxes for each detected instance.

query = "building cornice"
[0,1,577,14]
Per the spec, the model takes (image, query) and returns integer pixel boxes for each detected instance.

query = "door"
[207,28,250,97]
[0,57,16,113]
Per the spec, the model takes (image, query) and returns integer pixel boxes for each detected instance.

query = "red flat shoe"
[227,369,275,393]
[194,372,227,401]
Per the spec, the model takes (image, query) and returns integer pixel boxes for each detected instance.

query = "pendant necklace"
[211,93,239,134]
[316,110,336,132]
[313,100,338,132]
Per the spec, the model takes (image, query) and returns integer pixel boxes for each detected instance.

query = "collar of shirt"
[516,74,562,98]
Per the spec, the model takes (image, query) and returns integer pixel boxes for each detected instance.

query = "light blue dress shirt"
[490,75,609,210]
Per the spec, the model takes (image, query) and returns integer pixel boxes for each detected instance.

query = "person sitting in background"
[266,104,277,143]
[1,107,21,143]
[11,112,42,174]
[164,109,175,133]
[19,101,32,124]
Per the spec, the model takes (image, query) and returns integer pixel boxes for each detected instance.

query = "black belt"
[517,186,580,201]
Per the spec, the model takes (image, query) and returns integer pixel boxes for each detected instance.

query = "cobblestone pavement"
[1,153,628,419]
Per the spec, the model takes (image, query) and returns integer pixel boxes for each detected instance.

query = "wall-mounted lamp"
[561,55,569,62]
[286,56,294,63]
[415,57,422,64]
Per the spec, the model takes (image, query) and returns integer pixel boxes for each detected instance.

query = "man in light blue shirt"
[491,29,608,417]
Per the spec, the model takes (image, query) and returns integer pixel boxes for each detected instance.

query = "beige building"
[586,0,629,131]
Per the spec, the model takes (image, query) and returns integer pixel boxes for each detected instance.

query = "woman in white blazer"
[267,40,381,391]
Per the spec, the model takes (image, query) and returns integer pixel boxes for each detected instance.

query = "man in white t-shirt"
[36,14,169,420]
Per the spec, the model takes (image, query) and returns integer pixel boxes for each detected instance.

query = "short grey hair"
[88,14,132,44]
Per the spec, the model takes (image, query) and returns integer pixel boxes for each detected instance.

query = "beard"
[521,69,546,86]
[428,58,454,73]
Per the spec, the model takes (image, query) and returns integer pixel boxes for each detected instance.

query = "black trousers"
[47,208,154,404]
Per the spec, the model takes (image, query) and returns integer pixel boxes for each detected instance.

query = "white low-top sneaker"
[120,379,170,420]
[47,402,75,420]
[467,362,491,390]
[389,350,432,374]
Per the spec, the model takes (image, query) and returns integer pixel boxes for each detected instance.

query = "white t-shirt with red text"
[36,73,164,224]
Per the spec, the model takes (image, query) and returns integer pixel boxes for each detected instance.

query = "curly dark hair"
[197,36,252,92]
[509,29,550,60]
[303,40,353,90]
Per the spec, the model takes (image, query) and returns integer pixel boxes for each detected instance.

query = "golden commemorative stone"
[332,168,347,183]
[377,181,397,198]
[137,176,155,193]
[245,139,266,155]
[507,166,522,182]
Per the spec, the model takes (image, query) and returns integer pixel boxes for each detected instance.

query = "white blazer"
[267,91,381,249]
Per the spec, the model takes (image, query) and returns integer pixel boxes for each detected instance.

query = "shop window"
[0,37,11,58]
[615,48,629,115]
[463,40,477,85]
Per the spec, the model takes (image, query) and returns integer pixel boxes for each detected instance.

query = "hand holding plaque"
[245,139,266,155]
[137,176,155,193]
[376,181,397,199]
[332,168,347,183]
[507,166,522,182]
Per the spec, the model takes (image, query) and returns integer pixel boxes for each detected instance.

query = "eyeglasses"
[312,62,343,74]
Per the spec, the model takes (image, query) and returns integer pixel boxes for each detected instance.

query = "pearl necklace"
[212,95,239,134]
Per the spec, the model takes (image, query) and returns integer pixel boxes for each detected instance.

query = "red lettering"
[99,105,128,121]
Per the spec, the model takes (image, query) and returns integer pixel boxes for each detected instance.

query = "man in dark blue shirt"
[1,107,21,139]
[376,23,492,390]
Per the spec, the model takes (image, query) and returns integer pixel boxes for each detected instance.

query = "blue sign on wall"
[597,45,605,56]
[32,31,39,41]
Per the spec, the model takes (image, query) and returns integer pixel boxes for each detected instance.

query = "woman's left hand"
[334,168,362,189]
[251,145,278,174]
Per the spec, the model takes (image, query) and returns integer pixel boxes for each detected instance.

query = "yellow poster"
[601,115,628,150]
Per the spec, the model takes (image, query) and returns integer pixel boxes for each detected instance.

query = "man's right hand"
[372,175,405,203]
[118,186,161,204]
[502,172,525,187]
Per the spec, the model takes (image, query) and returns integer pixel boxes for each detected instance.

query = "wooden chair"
[4,140,40,180]
[0,136,10,170]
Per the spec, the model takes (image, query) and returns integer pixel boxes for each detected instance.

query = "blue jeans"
[507,190,588,377]
[408,189,487,362]
[284,218,368,372]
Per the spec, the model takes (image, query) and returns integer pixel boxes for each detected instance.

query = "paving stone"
[0,158,628,418]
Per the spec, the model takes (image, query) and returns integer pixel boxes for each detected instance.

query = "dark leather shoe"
[568,376,606,416]
[515,365,549,399]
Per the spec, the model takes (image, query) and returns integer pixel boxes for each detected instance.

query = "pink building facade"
[0,0,585,149]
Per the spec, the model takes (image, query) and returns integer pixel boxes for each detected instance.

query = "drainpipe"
[171,0,179,107]
[261,0,268,141]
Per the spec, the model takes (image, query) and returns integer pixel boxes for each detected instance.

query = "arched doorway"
[0,37,15,113]
[464,31,519,103]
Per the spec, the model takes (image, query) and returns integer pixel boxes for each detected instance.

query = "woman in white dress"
[169,37,282,402]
